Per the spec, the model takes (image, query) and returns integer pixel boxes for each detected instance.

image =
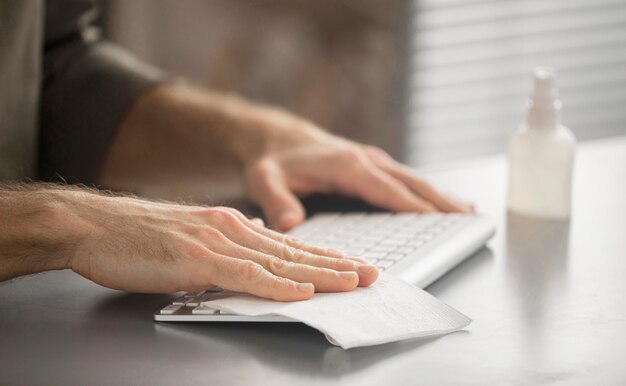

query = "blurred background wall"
[102,0,626,167]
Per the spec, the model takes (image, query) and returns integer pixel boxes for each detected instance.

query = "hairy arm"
[0,183,377,299]
[0,185,86,281]
[99,83,262,193]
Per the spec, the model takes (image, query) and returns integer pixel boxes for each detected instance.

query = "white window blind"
[407,0,626,166]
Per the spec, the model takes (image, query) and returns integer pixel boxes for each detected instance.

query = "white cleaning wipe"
[201,274,471,349]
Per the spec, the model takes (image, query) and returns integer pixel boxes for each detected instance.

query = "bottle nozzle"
[527,66,561,130]
[532,67,558,106]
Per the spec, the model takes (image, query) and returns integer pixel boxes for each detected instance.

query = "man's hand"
[0,186,378,301]
[101,84,474,232]
[237,107,475,230]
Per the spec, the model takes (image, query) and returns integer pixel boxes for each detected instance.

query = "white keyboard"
[290,213,468,272]
[155,212,495,322]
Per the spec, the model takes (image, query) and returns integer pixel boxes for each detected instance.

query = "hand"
[57,191,378,301]
[101,84,472,232]
[240,108,475,231]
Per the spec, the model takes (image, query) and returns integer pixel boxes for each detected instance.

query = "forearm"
[99,82,325,194]
[100,83,263,190]
[0,185,89,281]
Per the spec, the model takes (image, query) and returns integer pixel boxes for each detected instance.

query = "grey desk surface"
[2,137,625,386]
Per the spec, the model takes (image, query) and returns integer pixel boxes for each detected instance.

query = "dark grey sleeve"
[39,0,165,184]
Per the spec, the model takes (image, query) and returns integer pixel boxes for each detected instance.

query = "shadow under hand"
[228,193,385,221]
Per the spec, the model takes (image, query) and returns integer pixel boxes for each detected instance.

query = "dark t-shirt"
[0,0,163,184]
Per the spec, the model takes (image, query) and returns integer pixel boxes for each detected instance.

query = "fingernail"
[357,265,378,276]
[297,283,314,293]
[339,271,358,281]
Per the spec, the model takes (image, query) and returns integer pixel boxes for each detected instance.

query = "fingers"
[246,160,305,231]
[222,209,365,262]
[208,252,314,301]
[209,208,378,286]
[396,167,474,213]
[365,148,473,213]
[253,225,369,265]
[208,237,359,293]
[197,208,378,288]
[219,222,379,288]
[339,154,437,213]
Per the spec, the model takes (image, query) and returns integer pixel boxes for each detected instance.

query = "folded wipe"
[201,275,471,349]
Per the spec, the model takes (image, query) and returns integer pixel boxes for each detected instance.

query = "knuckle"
[181,224,205,238]
[338,147,366,165]
[325,256,343,269]
[280,245,301,262]
[241,261,265,282]
[250,158,274,181]
[182,240,210,259]
[203,226,228,242]
[307,243,335,256]
[280,233,302,247]
[365,145,391,160]
[270,276,290,292]
[328,256,353,270]
[325,247,346,258]
[267,257,288,272]
[207,208,243,229]
[215,206,245,218]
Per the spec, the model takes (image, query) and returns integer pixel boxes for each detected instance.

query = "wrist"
[215,96,325,166]
[0,188,94,279]
[183,87,275,165]
[170,83,316,165]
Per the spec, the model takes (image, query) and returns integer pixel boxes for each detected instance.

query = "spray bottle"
[507,67,576,219]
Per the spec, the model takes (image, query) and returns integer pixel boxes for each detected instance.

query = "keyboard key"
[184,291,206,297]
[185,298,204,307]
[343,248,367,256]
[349,241,377,249]
[160,304,182,315]
[393,246,416,254]
[287,212,478,276]
[388,231,416,239]
[406,240,426,248]
[173,297,191,306]
[379,239,403,246]
[368,245,393,253]
[376,260,395,269]
[362,251,387,260]
[192,305,218,315]
[384,253,406,262]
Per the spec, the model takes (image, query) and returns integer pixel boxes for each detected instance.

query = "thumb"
[247,161,305,231]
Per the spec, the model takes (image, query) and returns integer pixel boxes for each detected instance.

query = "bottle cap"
[527,66,561,130]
